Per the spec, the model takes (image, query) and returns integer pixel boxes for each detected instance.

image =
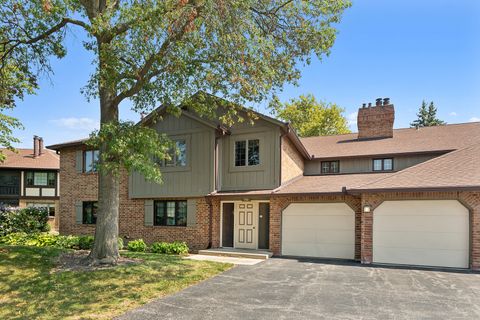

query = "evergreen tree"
[410,100,445,127]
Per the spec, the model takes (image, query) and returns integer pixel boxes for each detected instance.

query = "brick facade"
[280,136,304,184]
[59,147,216,251]
[60,146,480,269]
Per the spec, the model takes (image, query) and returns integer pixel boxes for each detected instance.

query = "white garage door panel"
[282,203,355,259]
[373,200,469,268]
[374,231,468,250]
[374,247,468,268]
[374,215,468,232]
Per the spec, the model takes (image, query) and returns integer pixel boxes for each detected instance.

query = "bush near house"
[0,232,125,250]
[0,206,49,236]
[127,239,147,252]
[151,241,189,255]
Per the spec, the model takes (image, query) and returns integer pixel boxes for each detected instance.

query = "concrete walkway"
[185,254,263,265]
[118,258,480,320]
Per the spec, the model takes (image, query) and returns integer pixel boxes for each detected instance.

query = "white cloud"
[469,117,480,122]
[50,117,99,131]
[449,112,457,116]
[347,112,358,127]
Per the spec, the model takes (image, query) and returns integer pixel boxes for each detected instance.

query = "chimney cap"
[383,97,390,105]
[375,98,382,106]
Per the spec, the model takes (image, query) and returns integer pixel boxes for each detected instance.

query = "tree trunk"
[88,38,120,265]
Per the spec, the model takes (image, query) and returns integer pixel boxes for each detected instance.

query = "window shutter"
[187,199,197,227]
[75,201,83,224]
[75,150,83,173]
[144,200,154,226]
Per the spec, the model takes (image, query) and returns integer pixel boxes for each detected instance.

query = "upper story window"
[235,139,260,167]
[83,201,98,224]
[321,161,339,174]
[26,172,56,187]
[154,200,187,226]
[158,140,187,167]
[84,150,100,173]
[373,158,393,171]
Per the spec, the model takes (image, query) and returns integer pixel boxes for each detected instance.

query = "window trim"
[83,150,100,173]
[82,201,98,225]
[153,200,188,227]
[233,139,260,167]
[25,171,57,187]
[372,158,394,172]
[320,160,340,174]
[229,133,266,173]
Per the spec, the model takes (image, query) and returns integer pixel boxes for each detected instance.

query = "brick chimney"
[38,137,44,155]
[357,98,395,140]
[33,135,40,157]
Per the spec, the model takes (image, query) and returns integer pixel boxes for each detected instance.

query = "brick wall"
[280,136,304,184]
[268,194,362,258]
[357,102,395,139]
[59,147,214,251]
[360,191,480,269]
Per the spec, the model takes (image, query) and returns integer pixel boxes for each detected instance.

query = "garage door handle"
[253,227,255,229]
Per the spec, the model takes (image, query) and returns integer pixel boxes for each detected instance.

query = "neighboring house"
[47,94,480,270]
[0,136,60,230]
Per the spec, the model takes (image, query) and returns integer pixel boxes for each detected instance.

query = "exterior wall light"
[363,204,371,213]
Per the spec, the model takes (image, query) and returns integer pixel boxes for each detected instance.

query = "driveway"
[119,258,480,320]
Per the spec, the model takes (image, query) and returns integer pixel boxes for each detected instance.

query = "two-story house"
[0,136,60,230]
[47,93,480,270]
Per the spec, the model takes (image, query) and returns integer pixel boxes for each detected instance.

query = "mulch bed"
[53,250,142,273]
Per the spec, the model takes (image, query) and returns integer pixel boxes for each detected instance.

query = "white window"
[235,139,260,167]
[27,202,56,217]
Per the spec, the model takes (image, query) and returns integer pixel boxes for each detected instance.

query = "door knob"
[253,227,255,229]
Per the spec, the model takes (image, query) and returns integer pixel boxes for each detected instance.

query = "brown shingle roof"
[301,122,480,159]
[0,149,59,170]
[350,143,480,192]
[274,173,394,195]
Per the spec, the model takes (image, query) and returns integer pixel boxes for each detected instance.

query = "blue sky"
[10,0,480,148]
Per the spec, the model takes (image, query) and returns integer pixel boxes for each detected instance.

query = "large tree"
[271,94,350,136]
[0,0,350,264]
[410,100,445,127]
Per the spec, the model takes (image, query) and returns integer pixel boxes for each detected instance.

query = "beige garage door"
[282,203,355,259]
[373,200,469,268]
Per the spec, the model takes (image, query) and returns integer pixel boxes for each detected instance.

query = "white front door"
[234,202,258,249]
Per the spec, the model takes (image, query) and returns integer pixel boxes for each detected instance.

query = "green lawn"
[0,245,232,320]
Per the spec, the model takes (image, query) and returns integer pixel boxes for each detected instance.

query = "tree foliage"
[410,100,445,127]
[271,94,350,136]
[0,0,351,263]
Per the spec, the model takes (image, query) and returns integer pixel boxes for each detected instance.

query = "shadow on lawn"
[0,246,225,320]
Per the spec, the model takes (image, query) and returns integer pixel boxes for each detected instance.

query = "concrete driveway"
[119,258,480,320]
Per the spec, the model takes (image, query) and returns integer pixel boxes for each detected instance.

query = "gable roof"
[350,142,480,192]
[301,122,480,159]
[0,149,59,170]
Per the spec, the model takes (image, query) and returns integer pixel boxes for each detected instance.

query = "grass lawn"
[0,245,232,319]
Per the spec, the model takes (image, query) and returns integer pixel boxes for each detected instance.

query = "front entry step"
[198,248,273,260]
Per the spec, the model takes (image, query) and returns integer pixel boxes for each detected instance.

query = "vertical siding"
[304,154,440,175]
[219,121,280,191]
[129,114,215,198]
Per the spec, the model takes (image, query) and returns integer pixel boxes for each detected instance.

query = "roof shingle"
[0,149,59,170]
[301,122,480,159]
[350,143,480,191]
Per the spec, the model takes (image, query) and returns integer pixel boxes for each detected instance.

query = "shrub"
[151,241,189,255]
[78,235,95,250]
[0,206,49,236]
[127,239,147,252]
